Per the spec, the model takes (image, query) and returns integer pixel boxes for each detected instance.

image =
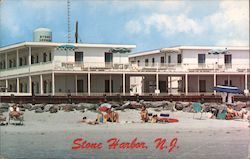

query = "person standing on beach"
[9,104,23,119]
[140,106,149,122]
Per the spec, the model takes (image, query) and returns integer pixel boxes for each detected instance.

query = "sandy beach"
[0,108,249,159]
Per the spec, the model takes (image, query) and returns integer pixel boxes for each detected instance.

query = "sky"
[0,0,249,52]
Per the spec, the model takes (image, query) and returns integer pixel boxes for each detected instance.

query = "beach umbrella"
[98,103,112,112]
[214,85,243,94]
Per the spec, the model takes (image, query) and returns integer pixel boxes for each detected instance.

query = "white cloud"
[206,0,249,46]
[125,0,249,46]
[125,20,142,34]
[126,14,203,36]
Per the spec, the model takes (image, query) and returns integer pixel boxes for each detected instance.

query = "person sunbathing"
[9,105,23,119]
[80,113,105,125]
[140,106,149,122]
[105,108,119,123]
[226,104,247,120]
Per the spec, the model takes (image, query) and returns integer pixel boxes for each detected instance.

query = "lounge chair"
[216,110,227,120]
[8,115,24,125]
[192,102,203,119]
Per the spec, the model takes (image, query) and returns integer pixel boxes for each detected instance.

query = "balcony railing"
[0,61,249,78]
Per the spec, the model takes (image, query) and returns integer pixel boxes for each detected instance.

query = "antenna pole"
[67,0,71,43]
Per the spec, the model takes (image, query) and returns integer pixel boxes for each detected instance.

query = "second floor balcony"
[0,61,249,78]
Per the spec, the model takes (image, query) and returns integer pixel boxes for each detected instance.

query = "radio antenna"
[67,0,71,43]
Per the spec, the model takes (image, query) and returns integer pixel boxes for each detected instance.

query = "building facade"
[129,46,249,95]
[0,43,249,96]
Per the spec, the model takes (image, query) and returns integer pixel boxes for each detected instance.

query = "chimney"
[75,21,78,43]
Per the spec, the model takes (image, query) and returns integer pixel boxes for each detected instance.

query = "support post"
[185,74,188,95]
[16,49,19,68]
[88,72,91,96]
[29,76,32,94]
[245,73,248,94]
[156,73,159,95]
[197,75,200,94]
[52,72,55,96]
[40,74,43,95]
[169,76,172,94]
[16,78,19,93]
[123,73,126,96]
[109,74,112,95]
[214,74,217,95]
[75,74,78,95]
[5,79,8,92]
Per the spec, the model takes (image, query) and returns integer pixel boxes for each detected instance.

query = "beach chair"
[192,102,203,119]
[217,110,227,120]
[8,115,24,125]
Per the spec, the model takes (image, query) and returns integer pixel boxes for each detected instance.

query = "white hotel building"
[0,29,249,96]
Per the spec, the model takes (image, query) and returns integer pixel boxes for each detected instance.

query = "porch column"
[88,72,91,96]
[109,74,112,95]
[5,79,8,92]
[5,52,7,69]
[245,73,248,94]
[52,72,55,95]
[16,49,19,68]
[28,46,31,66]
[40,74,43,94]
[185,74,188,95]
[213,74,217,95]
[156,73,159,94]
[169,76,172,94]
[123,73,126,96]
[28,76,32,94]
[75,74,78,95]
[16,78,19,93]
[197,75,200,94]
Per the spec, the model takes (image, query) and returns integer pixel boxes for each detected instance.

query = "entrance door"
[32,82,35,95]
[199,80,206,92]
[77,80,84,93]
[105,80,113,93]
[159,81,167,93]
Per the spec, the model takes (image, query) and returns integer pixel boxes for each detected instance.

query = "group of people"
[81,108,119,125]
[0,104,23,125]
[210,103,248,120]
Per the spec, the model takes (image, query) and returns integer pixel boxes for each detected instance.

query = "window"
[19,58,23,66]
[168,55,171,63]
[31,55,34,64]
[224,80,232,86]
[198,54,206,64]
[145,59,149,66]
[75,52,83,62]
[24,57,27,65]
[43,53,47,62]
[224,54,232,64]
[177,54,182,64]
[9,60,12,68]
[160,57,165,63]
[36,55,39,63]
[137,60,140,66]
[152,58,155,66]
[49,52,52,61]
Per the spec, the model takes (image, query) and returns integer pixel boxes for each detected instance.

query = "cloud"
[125,14,203,36]
[206,0,249,46]
[125,0,249,46]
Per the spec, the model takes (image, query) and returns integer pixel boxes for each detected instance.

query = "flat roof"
[129,45,250,58]
[0,41,136,52]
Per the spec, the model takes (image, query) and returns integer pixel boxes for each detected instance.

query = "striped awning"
[160,48,180,53]
[214,85,243,94]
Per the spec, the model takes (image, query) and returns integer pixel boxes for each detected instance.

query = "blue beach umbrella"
[214,85,243,94]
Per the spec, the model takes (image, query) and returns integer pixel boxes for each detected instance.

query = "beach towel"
[158,118,179,123]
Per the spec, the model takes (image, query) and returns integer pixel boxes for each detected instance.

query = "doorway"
[159,81,167,93]
[77,80,84,93]
[199,80,206,92]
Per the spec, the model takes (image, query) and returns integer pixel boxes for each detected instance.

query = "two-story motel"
[129,46,249,95]
[0,41,249,96]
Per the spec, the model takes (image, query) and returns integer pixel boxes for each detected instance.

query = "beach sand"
[0,109,249,159]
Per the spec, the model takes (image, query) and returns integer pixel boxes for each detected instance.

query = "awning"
[109,48,131,53]
[214,85,243,94]
[57,45,76,50]
[160,48,180,53]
